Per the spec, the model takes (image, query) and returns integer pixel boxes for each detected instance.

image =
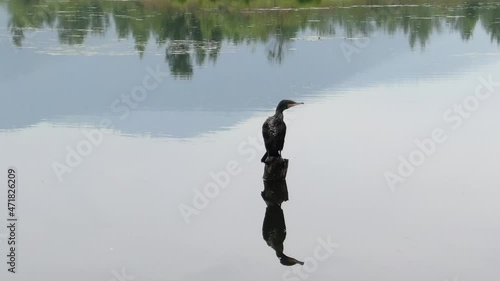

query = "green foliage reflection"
[3,0,500,78]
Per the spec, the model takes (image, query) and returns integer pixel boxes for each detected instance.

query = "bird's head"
[278,254,305,266]
[276,100,304,114]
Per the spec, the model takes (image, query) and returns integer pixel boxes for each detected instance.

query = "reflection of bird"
[261,100,304,163]
[279,254,305,266]
[262,204,304,266]
[262,180,304,266]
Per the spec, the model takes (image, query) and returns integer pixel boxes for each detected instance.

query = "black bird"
[261,100,304,163]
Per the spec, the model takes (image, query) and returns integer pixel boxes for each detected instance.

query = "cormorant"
[261,100,304,163]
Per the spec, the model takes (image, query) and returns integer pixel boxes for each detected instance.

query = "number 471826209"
[7,168,16,218]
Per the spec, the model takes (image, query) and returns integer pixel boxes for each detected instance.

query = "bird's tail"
[260,152,268,163]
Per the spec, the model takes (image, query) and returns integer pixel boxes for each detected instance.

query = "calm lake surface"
[1,1,500,281]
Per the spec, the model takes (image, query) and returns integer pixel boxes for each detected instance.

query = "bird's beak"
[290,102,304,108]
[282,256,305,265]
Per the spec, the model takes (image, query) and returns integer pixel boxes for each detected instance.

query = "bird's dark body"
[261,113,286,162]
[261,100,303,163]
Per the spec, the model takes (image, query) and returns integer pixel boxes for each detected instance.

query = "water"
[1,1,500,281]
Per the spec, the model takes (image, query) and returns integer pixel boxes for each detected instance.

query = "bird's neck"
[275,249,284,257]
[274,111,284,118]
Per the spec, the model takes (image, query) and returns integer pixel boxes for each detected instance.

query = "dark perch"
[263,157,288,181]
[261,177,289,206]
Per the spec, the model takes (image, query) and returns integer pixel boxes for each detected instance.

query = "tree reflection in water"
[3,0,500,78]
